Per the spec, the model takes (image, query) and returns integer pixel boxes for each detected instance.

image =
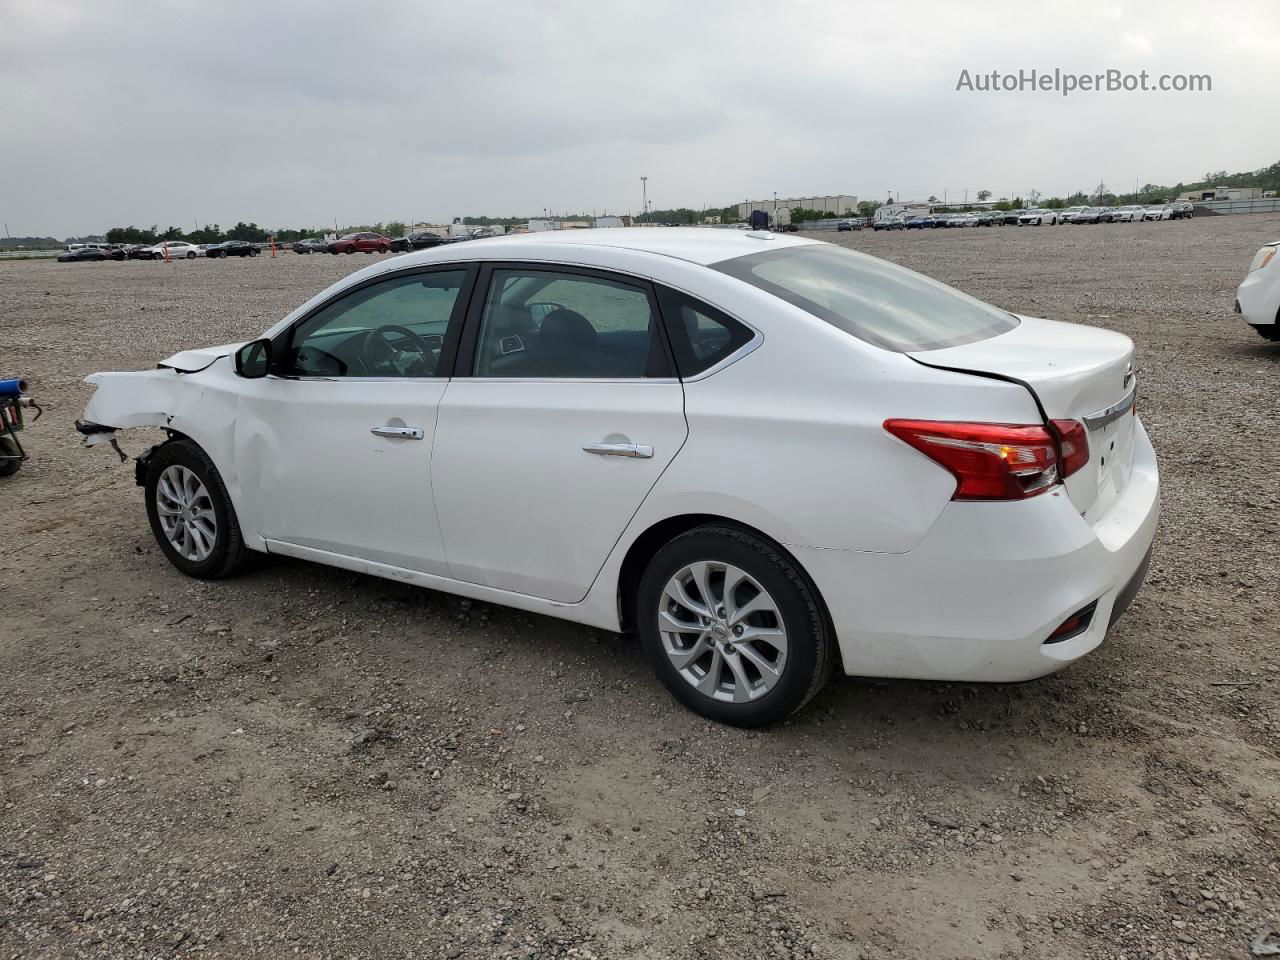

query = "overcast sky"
[4,0,1278,237]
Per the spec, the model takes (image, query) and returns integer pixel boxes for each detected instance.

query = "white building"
[736,195,858,222]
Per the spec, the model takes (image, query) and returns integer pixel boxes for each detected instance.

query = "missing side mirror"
[235,339,272,378]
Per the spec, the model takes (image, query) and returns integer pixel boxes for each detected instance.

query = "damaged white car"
[80,229,1159,727]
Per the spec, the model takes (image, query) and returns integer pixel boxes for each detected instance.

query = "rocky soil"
[1,217,1278,959]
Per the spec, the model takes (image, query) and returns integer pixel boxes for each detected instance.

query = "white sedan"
[1236,241,1280,341]
[1018,209,1060,225]
[1111,205,1145,222]
[77,229,1159,727]
[144,241,203,260]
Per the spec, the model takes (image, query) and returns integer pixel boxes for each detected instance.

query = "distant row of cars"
[872,201,1196,231]
[292,228,504,255]
[58,239,263,262]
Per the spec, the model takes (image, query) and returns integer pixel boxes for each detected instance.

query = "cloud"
[2,0,1277,235]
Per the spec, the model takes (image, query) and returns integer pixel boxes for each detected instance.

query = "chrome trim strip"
[1082,382,1137,430]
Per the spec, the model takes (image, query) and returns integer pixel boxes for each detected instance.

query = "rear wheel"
[249,247,259,257]
[637,525,834,727]
[186,251,196,259]
[145,439,249,579]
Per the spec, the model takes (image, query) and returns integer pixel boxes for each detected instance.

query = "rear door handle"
[371,425,425,440]
[583,442,653,459]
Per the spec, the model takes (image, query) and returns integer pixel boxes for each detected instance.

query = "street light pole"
[641,177,648,226]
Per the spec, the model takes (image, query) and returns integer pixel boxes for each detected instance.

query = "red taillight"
[1049,419,1089,479]
[884,419,1062,500]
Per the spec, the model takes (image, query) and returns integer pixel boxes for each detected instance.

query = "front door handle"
[583,442,653,459]
[371,425,425,440]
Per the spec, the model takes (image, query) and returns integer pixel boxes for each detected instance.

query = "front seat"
[530,309,598,377]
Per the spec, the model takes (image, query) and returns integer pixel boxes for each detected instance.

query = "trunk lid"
[908,315,1137,522]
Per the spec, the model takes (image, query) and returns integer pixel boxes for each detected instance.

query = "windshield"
[714,243,1018,352]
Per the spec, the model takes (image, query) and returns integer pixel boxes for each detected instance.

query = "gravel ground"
[2,218,1278,960]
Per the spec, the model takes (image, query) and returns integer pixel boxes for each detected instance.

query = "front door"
[235,266,473,576]
[431,265,688,602]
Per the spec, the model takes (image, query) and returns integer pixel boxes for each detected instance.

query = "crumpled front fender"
[82,368,198,430]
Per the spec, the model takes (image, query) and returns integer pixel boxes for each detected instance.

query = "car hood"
[159,341,246,373]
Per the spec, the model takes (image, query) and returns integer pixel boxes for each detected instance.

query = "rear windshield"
[715,243,1018,351]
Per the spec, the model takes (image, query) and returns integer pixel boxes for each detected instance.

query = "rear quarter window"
[714,243,1017,352]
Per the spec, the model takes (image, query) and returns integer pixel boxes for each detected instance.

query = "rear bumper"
[1236,271,1279,327]
[797,419,1160,683]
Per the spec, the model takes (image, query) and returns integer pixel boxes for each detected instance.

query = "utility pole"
[641,177,648,226]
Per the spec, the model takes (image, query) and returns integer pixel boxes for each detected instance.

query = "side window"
[656,288,755,377]
[279,270,467,378]
[473,269,670,379]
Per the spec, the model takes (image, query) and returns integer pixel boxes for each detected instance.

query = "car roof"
[391,227,819,269]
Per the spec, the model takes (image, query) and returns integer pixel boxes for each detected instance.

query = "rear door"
[430,264,688,602]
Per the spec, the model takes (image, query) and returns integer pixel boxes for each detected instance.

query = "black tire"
[249,248,259,257]
[186,251,196,259]
[636,525,835,728]
[0,436,21,477]
[144,438,249,579]
[345,247,355,254]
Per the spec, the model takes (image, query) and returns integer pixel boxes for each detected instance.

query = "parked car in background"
[1236,241,1280,341]
[1002,210,1024,225]
[905,216,930,229]
[973,212,995,227]
[57,247,113,262]
[77,229,1158,728]
[872,217,905,231]
[836,219,861,232]
[142,240,203,260]
[328,232,392,254]
[1059,206,1088,223]
[1143,205,1173,221]
[1095,207,1117,223]
[1074,208,1102,224]
[390,232,448,252]
[1171,201,1194,219]
[1112,205,1145,222]
[1018,209,1060,226]
[206,240,261,258]
[292,238,328,254]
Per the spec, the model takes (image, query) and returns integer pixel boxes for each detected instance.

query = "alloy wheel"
[658,561,788,703]
[155,464,217,562]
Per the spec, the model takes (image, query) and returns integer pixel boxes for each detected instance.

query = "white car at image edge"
[1236,241,1280,341]
[76,228,1159,727]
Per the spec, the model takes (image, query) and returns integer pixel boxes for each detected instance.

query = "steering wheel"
[363,324,436,373]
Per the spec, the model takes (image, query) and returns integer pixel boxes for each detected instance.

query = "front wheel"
[249,248,259,257]
[186,251,196,259]
[0,436,21,477]
[145,439,249,579]
[637,525,834,727]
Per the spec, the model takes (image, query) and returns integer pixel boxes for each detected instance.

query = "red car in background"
[326,232,391,254]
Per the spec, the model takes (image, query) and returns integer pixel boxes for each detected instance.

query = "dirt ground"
[2,217,1278,960]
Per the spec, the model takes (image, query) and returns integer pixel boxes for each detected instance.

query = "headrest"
[538,309,596,348]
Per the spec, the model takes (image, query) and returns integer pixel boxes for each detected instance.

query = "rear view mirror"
[235,339,272,378]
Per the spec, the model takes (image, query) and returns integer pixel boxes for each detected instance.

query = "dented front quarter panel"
[81,355,265,549]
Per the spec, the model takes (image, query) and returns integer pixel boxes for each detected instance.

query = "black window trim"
[451,261,678,382]
[653,283,762,382]
[267,262,479,381]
